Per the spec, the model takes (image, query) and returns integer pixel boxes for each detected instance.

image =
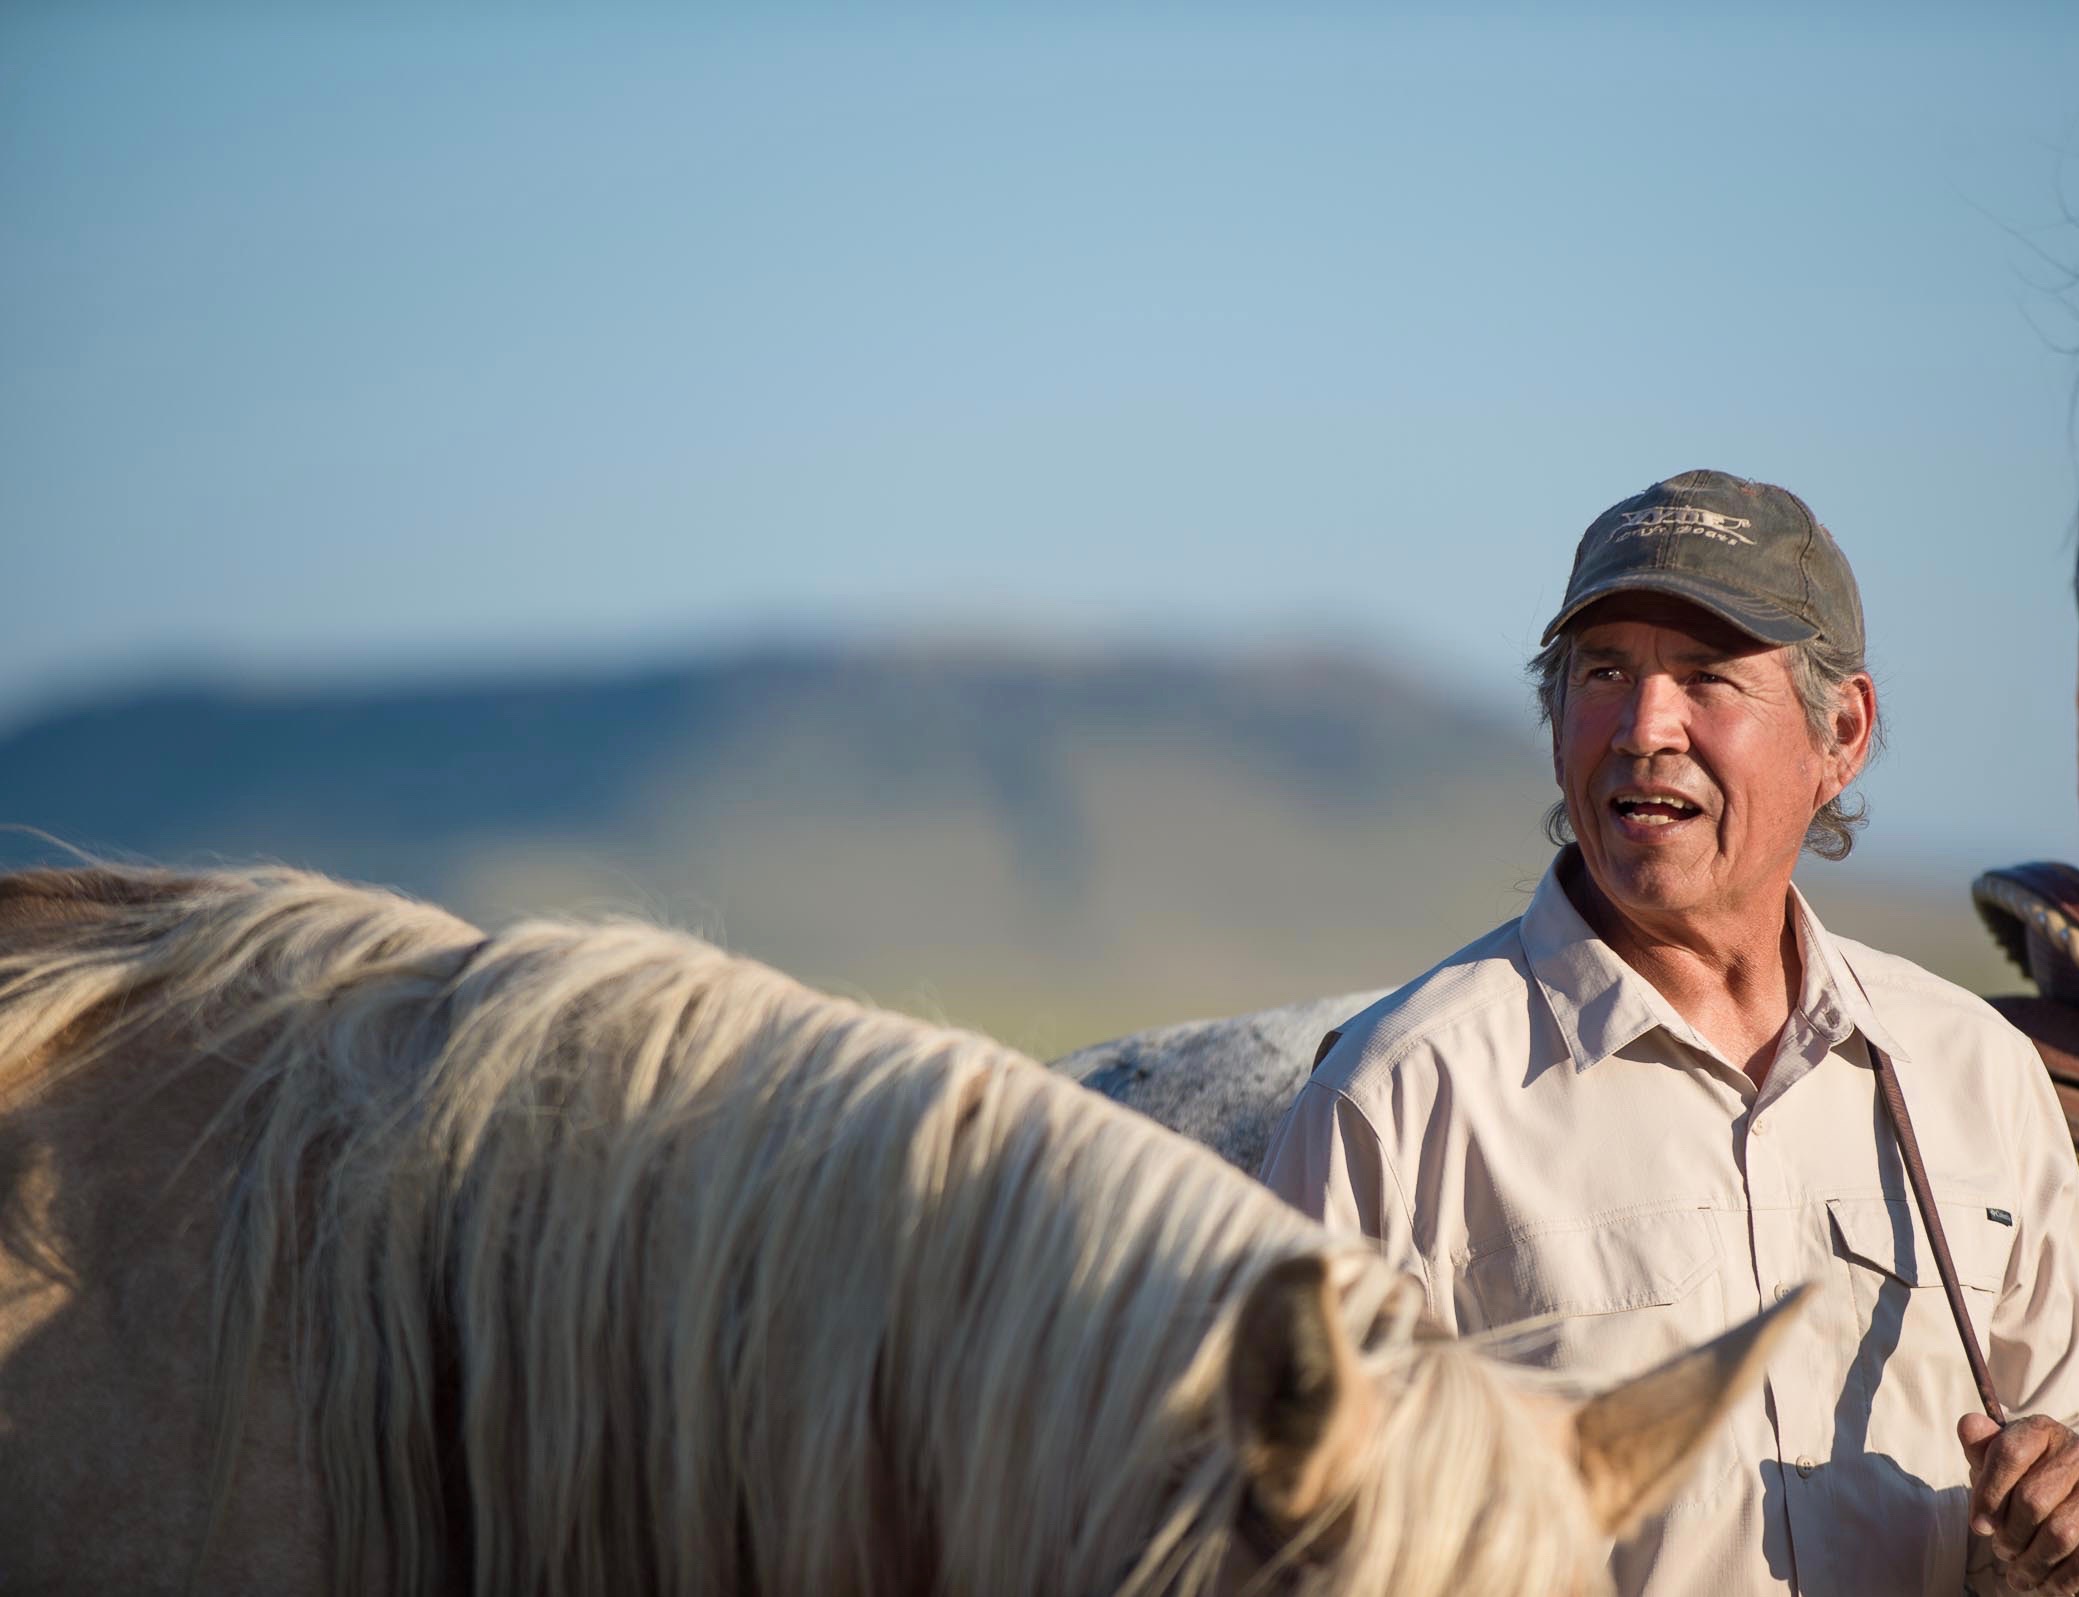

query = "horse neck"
[865,1081,1302,1597]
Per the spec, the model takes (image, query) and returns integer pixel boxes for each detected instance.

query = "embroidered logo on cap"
[1612,506,1757,546]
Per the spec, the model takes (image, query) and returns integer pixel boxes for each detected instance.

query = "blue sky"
[4,3,2077,874]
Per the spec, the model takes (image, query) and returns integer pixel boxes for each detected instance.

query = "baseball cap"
[1540,469,1865,660]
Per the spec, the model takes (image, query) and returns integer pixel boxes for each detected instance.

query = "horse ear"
[1227,1254,1377,1530]
[1572,1284,1811,1538]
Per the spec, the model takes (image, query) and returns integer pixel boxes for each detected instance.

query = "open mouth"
[1610,790,1703,828]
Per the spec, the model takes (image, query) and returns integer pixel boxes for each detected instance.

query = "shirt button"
[1796,1456,1817,1478]
[1750,1118,1770,1137]
[1773,1284,1793,1303]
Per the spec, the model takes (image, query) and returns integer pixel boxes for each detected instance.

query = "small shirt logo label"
[1612,506,1757,546]
[1988,1207,2014,1226]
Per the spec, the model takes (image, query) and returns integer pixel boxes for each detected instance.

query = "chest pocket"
[1460,1206,1734,1506]
[1461,1207,1723,1357]
[1827,1194,2011,1354]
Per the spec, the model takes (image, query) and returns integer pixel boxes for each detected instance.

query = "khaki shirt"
[1260,850,2079,1597]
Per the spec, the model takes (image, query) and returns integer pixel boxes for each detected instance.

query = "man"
[1261,469,2079,1597]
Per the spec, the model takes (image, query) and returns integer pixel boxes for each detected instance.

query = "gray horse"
[1057,988,1389,1174]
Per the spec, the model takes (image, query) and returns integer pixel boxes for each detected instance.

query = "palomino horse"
[0,864,1802,1596]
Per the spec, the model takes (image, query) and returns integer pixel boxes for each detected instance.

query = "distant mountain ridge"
[0,645,2008,1054]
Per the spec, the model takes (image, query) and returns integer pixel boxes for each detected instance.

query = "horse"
[1058,991,1384,1174]
[0,863,1802,1596]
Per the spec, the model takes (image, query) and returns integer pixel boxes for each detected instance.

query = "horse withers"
[0,864,1804,1596]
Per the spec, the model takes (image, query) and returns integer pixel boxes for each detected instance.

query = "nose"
[1613,673,1689,758]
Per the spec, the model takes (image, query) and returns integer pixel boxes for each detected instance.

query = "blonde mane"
[0,863,1612,1597]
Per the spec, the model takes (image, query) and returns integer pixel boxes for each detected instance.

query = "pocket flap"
[1826,1195,2009,1292]
[1466,1207,1718,1320]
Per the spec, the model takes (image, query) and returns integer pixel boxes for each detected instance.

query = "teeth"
[1615,793,1699,814]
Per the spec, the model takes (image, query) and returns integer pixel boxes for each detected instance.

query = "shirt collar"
[1520,850,1712,1072]
[1785,878,1911,1064]
[1520,847,1909,1072]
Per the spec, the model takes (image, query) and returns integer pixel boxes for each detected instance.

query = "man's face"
[1553,594,1860,930]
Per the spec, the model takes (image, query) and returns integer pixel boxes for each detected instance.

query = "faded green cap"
[1542,468,1865,660]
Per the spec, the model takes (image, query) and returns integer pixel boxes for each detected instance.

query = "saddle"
[1974,862,2079,1145]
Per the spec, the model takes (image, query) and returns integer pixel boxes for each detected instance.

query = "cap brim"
[1539,572,1820,647]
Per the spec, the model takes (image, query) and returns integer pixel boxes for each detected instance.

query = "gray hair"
[1528,630,1879,862]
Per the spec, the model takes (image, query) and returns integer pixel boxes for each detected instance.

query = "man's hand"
[1962,1413,2079,1592]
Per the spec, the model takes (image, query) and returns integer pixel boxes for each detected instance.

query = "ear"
[1572,1284,1811,1539]
[1227,1254,1377,1531]
[1821,672,1877,800]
